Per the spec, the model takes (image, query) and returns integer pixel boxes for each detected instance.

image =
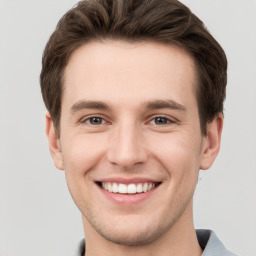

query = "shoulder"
[196,229,238,256]
[73,239,85,256]
[74,230,238,256]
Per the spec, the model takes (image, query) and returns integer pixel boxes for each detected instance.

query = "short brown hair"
[40,0,227,135]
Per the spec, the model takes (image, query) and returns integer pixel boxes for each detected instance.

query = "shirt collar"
[196,229,237,256]
[74,229,237,256]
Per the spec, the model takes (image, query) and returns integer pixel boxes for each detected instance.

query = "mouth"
[96,181,161,194]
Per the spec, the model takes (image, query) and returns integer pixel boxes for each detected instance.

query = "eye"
[149,116,173,125]
[84,117,105,125]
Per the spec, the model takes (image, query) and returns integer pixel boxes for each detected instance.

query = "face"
[47,40,222,246]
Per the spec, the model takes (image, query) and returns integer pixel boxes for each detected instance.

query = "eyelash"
[148,116,175,125]
[81,115,175,126]
[82,116,108,125]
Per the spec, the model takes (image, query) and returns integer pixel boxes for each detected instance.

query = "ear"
[45,112,64,170]
[200,114,223,170]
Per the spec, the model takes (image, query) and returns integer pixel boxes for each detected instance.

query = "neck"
[82,201,202,256]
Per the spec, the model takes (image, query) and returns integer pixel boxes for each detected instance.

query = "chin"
[87,214,176,246]
[97,225,165,246]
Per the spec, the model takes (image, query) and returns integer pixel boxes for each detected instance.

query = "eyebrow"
[144,99,186,111]
[70,100,110,113]
[70,99,186,114]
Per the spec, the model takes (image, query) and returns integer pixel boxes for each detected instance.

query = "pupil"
[155,117,167,125]
[90,117,102,124]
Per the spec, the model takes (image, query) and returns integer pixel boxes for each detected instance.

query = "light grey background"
[0,0,255,255]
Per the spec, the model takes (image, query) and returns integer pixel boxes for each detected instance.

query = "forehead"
[63,40,197,110]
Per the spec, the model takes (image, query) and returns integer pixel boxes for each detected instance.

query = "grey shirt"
[74,229,238,256]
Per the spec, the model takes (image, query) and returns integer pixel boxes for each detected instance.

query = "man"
[40,0,237,255]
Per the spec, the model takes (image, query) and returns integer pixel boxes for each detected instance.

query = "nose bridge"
[107,120,147,168]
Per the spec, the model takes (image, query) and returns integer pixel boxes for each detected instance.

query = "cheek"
[150,132,202,178]
[61,134,105,209]
[60,133,107,176]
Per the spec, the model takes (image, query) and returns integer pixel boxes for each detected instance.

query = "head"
[41,0,227,249]
[40,0,227,136]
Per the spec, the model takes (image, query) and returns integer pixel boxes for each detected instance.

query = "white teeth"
[112,183,119,193]
[127,184,136,194]
[101,182,158,194]
[136,183,143,193]
[143,183,148,192]
[107,183,112,192]
[119,184,127,194]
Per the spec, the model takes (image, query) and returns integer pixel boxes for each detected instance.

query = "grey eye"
[88,117,103,125]
[154,117,169,125]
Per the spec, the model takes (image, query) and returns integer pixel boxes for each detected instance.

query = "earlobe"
[45,112,64,170]
[200,114,223,170]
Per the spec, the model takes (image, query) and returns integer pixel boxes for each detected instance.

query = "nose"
[106,123,148,169]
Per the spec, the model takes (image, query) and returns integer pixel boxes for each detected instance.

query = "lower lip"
[98,185,159,205]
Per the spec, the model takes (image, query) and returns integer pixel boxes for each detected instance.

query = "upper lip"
[95,177,161,184]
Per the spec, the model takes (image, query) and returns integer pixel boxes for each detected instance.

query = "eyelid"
[147,114,178,125]
[84,117,106,125]
[79,114,111,125]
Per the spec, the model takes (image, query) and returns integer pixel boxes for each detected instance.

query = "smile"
[100,182,160,194]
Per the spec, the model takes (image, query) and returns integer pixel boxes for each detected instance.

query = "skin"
[46,40,223,256]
